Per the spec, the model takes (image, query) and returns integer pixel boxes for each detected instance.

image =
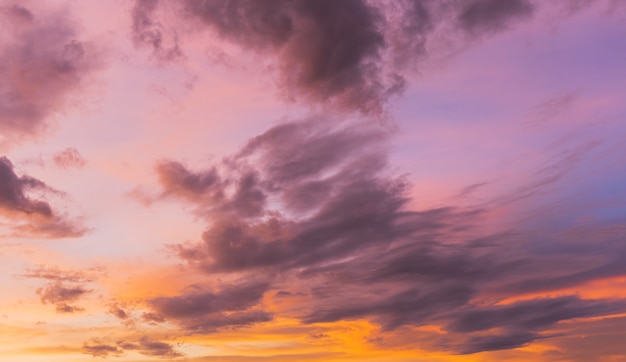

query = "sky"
[1,0,626,361]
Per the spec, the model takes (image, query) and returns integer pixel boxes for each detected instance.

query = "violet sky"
[1,0,626,361]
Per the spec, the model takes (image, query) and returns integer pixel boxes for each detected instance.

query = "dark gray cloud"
[0,2,99,144]
[446,296,626,354]
[448,296,624,334]
[161,119,406,273]
[149,280,271,333]
[152,117,626,354]
[0,156,53,217]
[457,331,540,354]
[0,156,86,238]
[291,208,626,353]
[130,0,544,115]
[170,0,390,115]
[457,0,534,35]
[304,283,475,331]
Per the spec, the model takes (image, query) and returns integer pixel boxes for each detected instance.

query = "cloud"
[129,0,543,116]
[109,304,129,320]
[0,156,87,238]
[118,337,182,358]
[149,281,271,333]
[156,160,222,203]
[0,2,100,145]
[457,0,534,36]
[152,117,626,353]
[54,303,85,313]
[457,330,541,354]
[447,296,626,353]
[53,147,87,169]
[131,0,183,62]
[83,337,182,359]
[527,92,577,126]
[142,312,165,323]
[160,119,406,273]
[185,0,390,115]
[21,265,97,283]
[24,265,99,314]
[449,296,623,334]
[36,282,91,314]
[82,342,123,357]
[0,156,53,217]
[544,315,626,362]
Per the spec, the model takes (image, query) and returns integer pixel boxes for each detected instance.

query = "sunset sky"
[1,0,626,361]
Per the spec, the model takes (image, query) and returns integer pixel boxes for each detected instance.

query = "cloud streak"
[83,337,182,358]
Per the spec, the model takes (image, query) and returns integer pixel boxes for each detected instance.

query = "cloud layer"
[152,117,626,354]
[1,1,624,361]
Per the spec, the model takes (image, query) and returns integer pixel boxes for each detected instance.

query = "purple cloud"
[37,282,91,314]
[0,3,100,144]
[152,117,626,353]
[0,156,87,238]
[149,281,271,333]
[129,0,547,116]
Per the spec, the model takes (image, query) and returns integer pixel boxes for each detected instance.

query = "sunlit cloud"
[1,0,625,361]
